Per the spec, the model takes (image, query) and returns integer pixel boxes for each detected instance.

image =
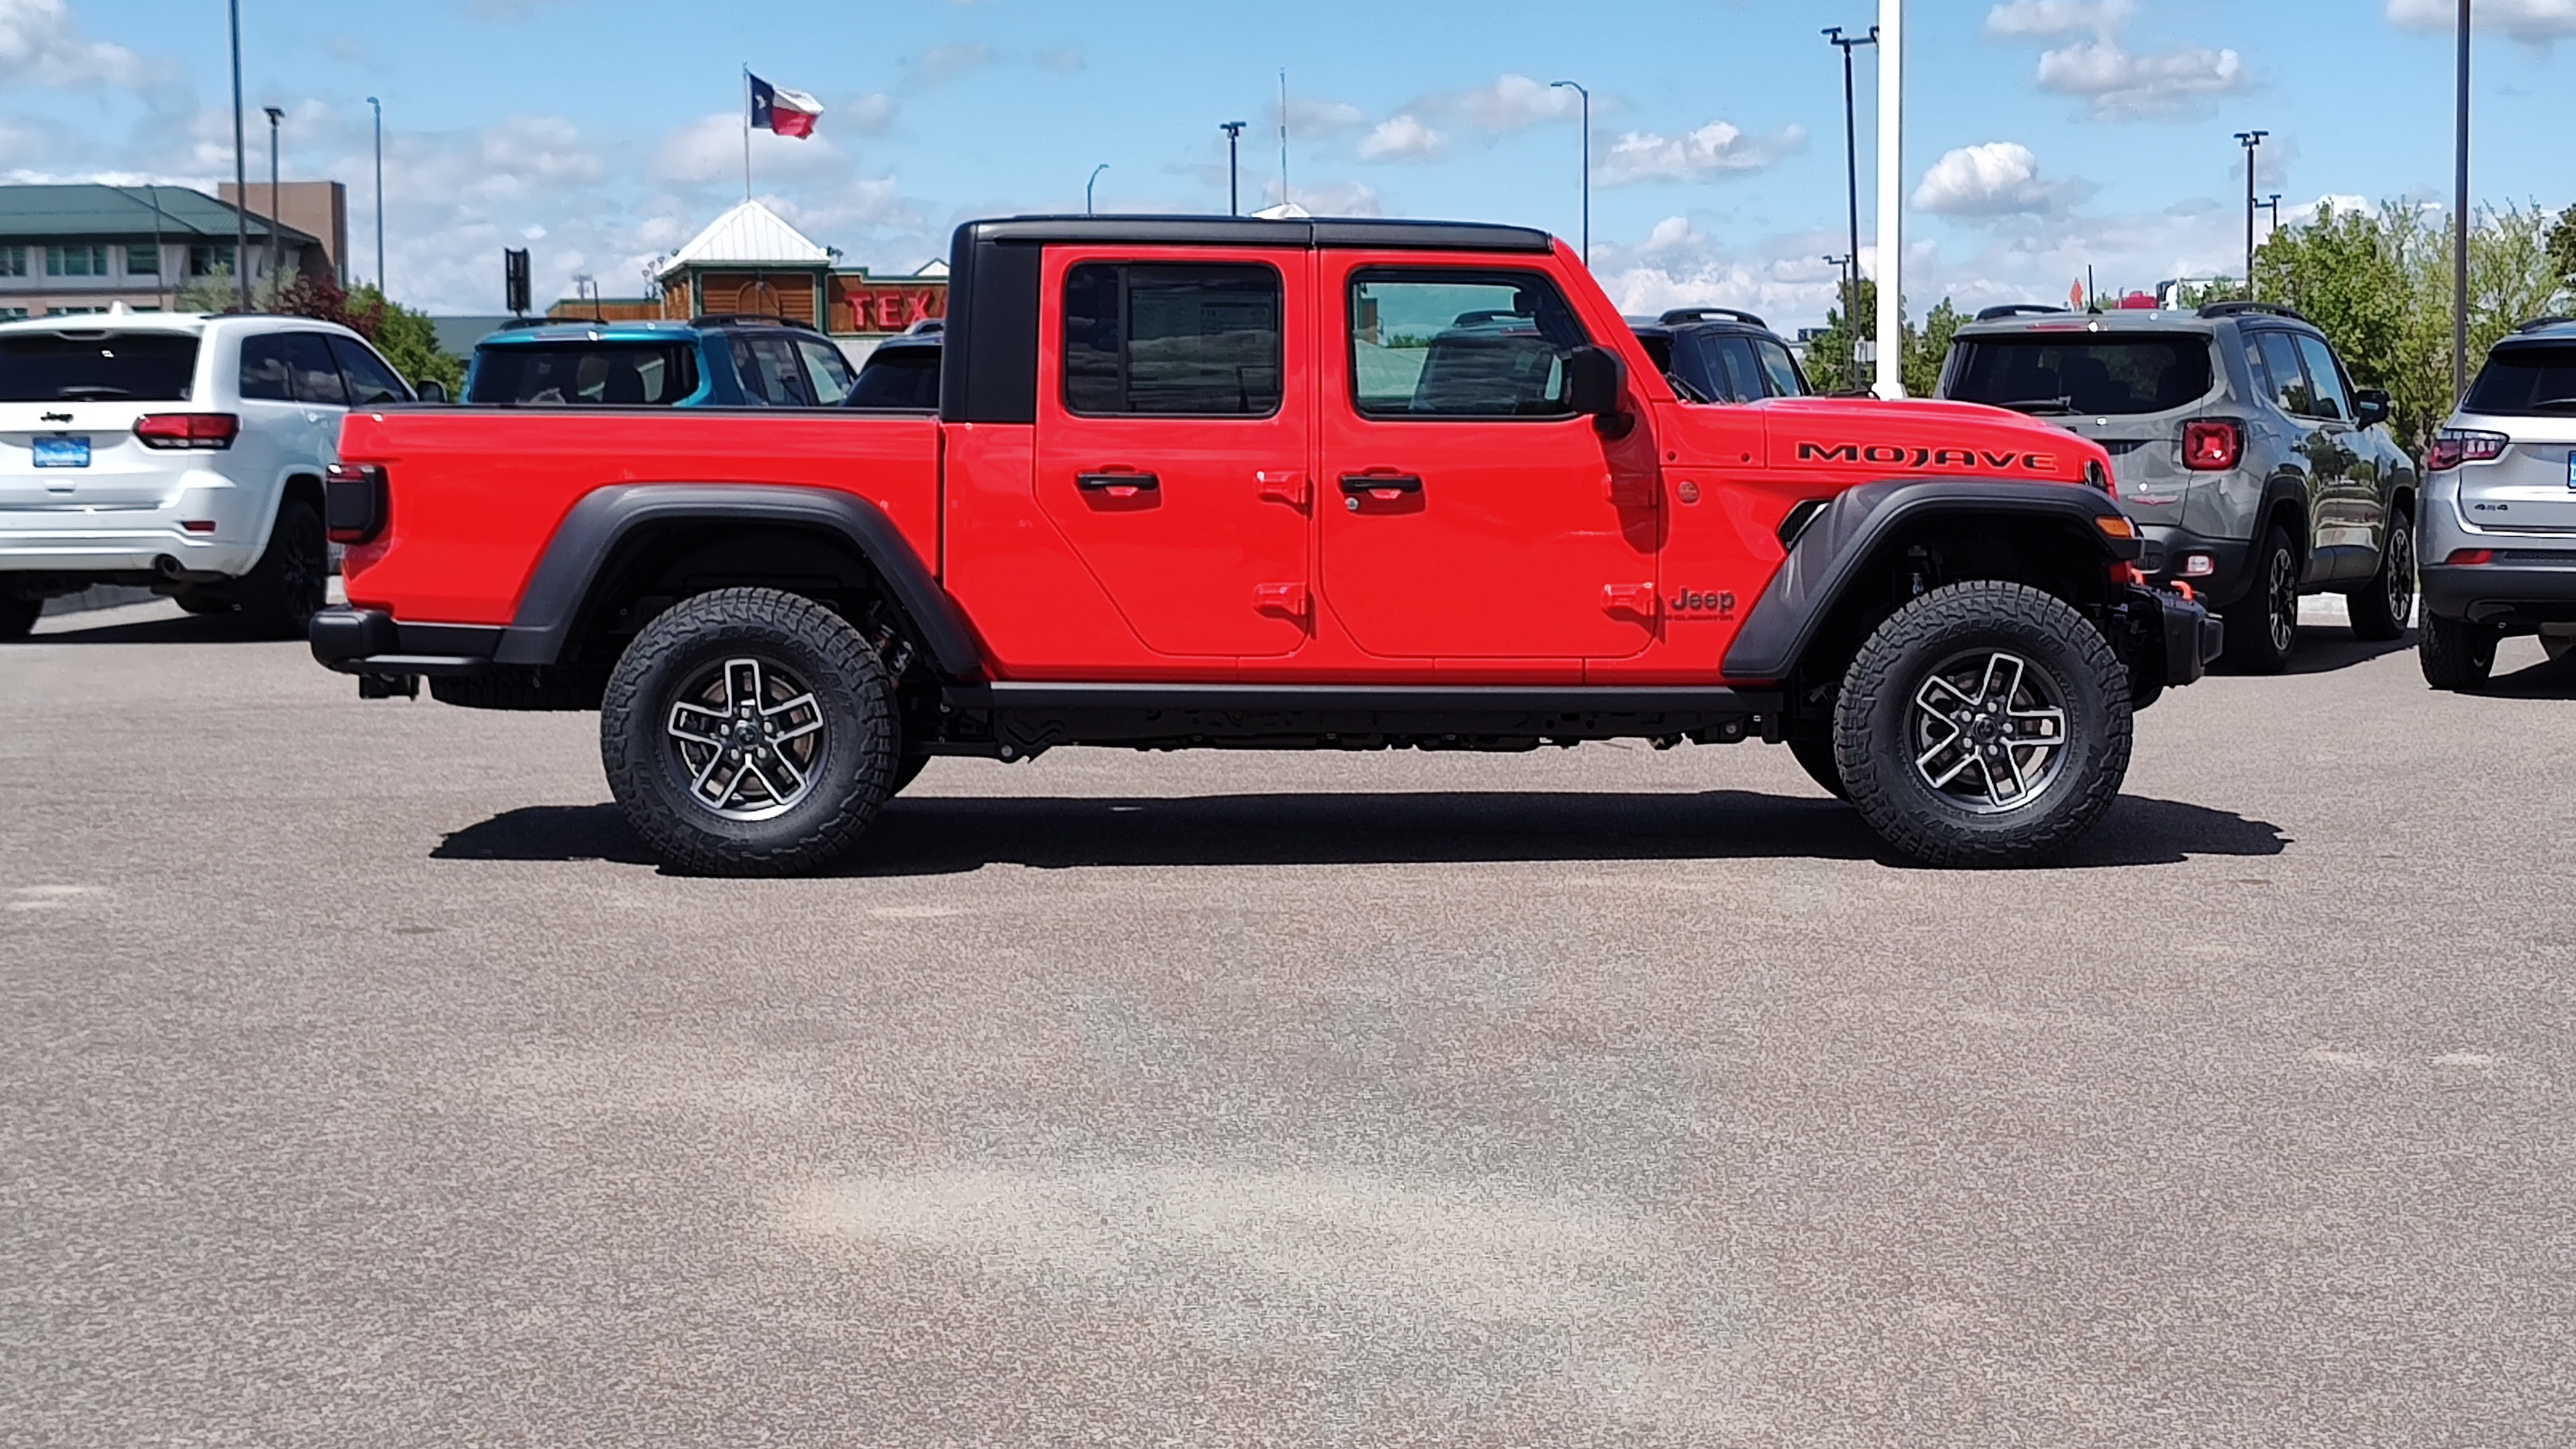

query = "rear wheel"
[2219,525,2299,673]
[241,498,328,639]
[173,591,235,616]
[2345,508,2414,641]
[889,751,932,795]
[1834,581,2132,867]
[2419,612,2498,691]
[1784,728,1848,801]
[0,593,39,641]
[601,587,896,877]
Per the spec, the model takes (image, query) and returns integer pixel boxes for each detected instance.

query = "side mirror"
[1565,345,1623,417]
[414,379,450,404]
[2352,387,2390,428]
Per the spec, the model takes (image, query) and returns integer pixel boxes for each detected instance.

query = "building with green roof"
[0,183,336,319]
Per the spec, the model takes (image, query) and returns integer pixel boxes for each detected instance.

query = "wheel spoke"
[1916,674,1979,715]
[667,701,730,747]
[1924,742,1977,789]
[1977,652,2025,709]
[667,653,830,821]
[2005,705,2065,741]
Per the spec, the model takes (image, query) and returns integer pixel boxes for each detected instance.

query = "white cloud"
[838,92,897,136]
[1357,114,1444,162]
[653,111,843,186]
[1597,120,1804,186]
[2389,0,2576,43]
[906,42,992,87]
[0,0,150,86]
[1913,142,2080,217]
[1453,73,1582,132]
[1277,96,1366,135]
[1983,0,2133,38]
[2035,38,2246,118]
[1270,177,1380,216]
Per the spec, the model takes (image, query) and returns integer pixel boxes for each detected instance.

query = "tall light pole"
[1874,0,1904,398]
[1220,121,1246,216]
[264,106,284,299]
[228,0,247,311]
[2454,0,2472,397]
[367,96,384,294]
[1087,163,1108,215]
[2235,129,2267,297]
[1824,25,1877,394]
[2258,192,2282,243]
[1550,80,1589,265]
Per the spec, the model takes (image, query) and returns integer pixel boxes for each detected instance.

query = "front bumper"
[2420,558,2576,626]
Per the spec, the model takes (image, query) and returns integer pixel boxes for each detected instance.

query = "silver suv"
[1940,302,2417,672]
[2419,318,2576,688]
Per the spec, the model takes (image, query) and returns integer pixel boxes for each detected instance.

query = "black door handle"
[1338,473,1422,494]
[1077,472,1160,491]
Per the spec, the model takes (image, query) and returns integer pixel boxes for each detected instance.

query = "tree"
[344,284,465,396]
[2546,202,2576,296]
[1800,278,1963,397]
[1906,297,1964,400]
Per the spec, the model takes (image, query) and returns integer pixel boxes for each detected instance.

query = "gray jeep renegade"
[1939,301,2418,671]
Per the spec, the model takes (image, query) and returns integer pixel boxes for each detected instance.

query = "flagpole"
[742,64,752,203]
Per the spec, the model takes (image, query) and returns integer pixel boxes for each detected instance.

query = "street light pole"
[1874,0,1904,398]
[227,0,247,311]
[2455,0,2472,398]
[265,106,284,299]
[1087,163,1108,216]
[2259,192,2282,243]
[2235,129,2267,297]
[1549,80,1589,265]
[1220,121,1246,216]
[368,96,384,294]
[1824,25,1877,394]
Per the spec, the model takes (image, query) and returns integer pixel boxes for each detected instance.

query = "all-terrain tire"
[1833,580,2133,868]
[889,751,933,795]
[241,498,328,639]
[2419,611,2497,691]
[2345,507,2414,641]
[0,593,39,641]
[601,587,896,877]
[1784,729,1849,801]
[2218,524,2299,674]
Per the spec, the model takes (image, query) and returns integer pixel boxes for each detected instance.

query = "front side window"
[0,331,198,401]
[731,335,818,406]
[2292,334,2351,421]
[2252,331,2313,416]
[1348,269,1588,419]
[286,333,348,406]
[466,343,702,405]
[795,338,856,406]
[1063,262,1282,416]
[1946,334,2216,415]
[328,335,410,405]
[1702,335,1768,403]
[237,333,293,401]
[1754,338,1807,397]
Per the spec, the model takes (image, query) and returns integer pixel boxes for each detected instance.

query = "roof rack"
[2197,300,2306,321]
[1658,306,1768,330]
[691,313,819,332]
[1974,303,2068,323]
[2512,314,2576,334]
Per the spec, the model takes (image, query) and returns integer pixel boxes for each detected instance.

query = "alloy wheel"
[663,655,828,821]
[2267,547,2298,655]
[2384,518,2416,628]
[1906,648,2070,815]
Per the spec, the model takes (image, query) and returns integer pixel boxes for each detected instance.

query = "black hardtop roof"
[955,214,1555,254]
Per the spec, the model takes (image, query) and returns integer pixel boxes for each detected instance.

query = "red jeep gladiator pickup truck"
[311,216,2218,874]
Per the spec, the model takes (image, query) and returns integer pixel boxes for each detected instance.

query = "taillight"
[2182,419,2241,472]
[135,413,240,450]
[325,462,388,544]
[2426,428,2509,471]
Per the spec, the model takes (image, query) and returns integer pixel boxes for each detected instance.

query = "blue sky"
[15,0,2576,324]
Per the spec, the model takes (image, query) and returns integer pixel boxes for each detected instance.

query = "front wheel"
[1833,581,2133,867]
[601,587,897,876]
[2345,509,2415,641]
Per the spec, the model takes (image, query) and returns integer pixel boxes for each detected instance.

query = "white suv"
[2420,318,2576,688]
[0,310,414,640]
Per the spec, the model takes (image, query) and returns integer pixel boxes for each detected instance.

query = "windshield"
[2463,344,2576,414]
[1946,334,2213,415]
[848,347,940,409]
[0,331,198,401]
[466,343,701,405]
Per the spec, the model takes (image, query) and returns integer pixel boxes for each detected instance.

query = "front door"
[1033,248,1313,658]
[1318,257,1657,659]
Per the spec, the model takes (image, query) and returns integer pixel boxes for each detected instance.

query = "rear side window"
[1947,335,2214,414]
[1063,262,1282,416]
[1348,269,1587,418]
[328,336,409,405]
[466,344,702,405]
[848,347,941,409]
[732,335,818,406]
[238,333,292,400]
[2463,344,2576,414]
[0,331,199,401]
[286,333,348,406]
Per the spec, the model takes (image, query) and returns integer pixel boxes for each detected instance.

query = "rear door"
[1031,247,1313,658]
[1318,255,1655,660]
[284,331,350,470]
[2292,331,2384,566]
[2247,329,2339,577]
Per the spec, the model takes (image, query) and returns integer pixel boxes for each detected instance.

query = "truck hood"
[1747,396,2113,491]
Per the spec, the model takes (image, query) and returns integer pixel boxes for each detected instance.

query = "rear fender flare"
[1721,477,2138,682]
[493,483,985,679]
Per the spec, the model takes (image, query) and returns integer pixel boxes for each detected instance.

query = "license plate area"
[33,436,90,469]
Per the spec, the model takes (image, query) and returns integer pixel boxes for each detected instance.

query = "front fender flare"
[493,483,985,680]
[1721,477,2138,682]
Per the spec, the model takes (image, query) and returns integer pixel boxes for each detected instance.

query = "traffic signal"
[504,248,531,316]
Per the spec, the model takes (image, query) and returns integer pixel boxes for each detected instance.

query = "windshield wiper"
[2525,397,2576,412]
[55,385,131,399]
[1986,394,2076,415]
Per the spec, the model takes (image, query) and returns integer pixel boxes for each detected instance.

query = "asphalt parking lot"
[6,597,2574,1448]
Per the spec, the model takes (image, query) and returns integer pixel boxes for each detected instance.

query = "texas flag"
[750,74,823,138]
